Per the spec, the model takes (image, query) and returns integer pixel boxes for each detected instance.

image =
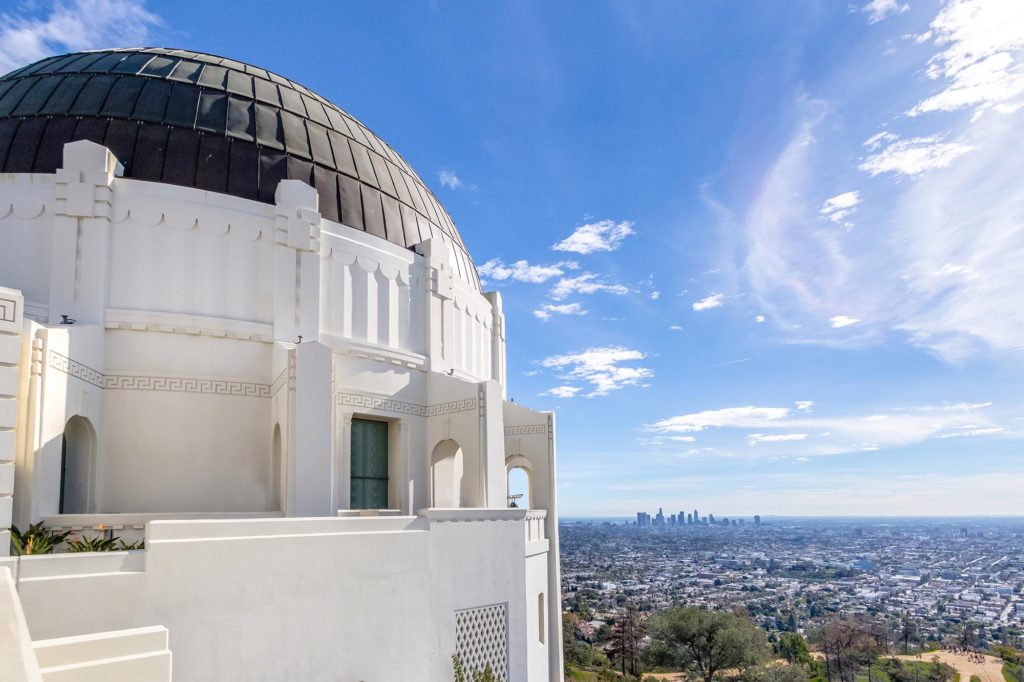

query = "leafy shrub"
[65,535,119,552]
[10,523,71,555]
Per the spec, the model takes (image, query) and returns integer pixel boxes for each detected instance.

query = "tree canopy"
[645,607,770,682]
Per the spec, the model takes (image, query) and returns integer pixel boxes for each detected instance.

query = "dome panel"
[0,47,478,288]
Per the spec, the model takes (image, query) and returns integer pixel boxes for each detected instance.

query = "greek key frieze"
[336,392,478,417]
[503,424,548,436]
[48,351,105,388]
[0,296,16,323]
[48,350,271,397]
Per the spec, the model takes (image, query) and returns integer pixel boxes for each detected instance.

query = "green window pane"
[351,418,388,509]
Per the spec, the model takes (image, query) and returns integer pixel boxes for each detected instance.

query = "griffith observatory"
[0,47,563,682]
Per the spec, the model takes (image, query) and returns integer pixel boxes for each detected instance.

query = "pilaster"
[288,341,332,517]
[484,291,507,397]
[0,288,24,555]
[415,239,455,374]
[273,180,322,344]
[48,141,118,326]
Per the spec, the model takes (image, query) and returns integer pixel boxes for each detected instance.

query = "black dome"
[0,48,477,286]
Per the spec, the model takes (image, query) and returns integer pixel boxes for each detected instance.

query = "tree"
[778,632,813,667]
[646,607,770,682]
[902,613,919,655]
[814,617,881,682]
[609,603,645,677]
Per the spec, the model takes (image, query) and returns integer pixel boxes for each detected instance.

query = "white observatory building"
[0,48,562,682]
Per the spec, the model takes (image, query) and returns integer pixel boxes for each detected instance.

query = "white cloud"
[795,401,814,411]
[749,433,809,445]
[478,258,577,284]
[534,302,587,321]
[669,325,683,331]
[552,220,635,254]
[437,169,462,189]
[830,315,861,328]
[820,191,861,224]
[542,385,581,399]
[909,0,1024,117]
[755,315,766,323]
[650,401,1008,457]
[651,406,792,433]
[692,293,724,311]
[541,346,653,397]
[859,134,975,176]
[549,273,630,300]
[650,291,661,300]
[0,0,161,74]
[862,0,909,24]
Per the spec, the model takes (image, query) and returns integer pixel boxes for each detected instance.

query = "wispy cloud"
[552,219,635,254]
[730,0,1024,362]
[649,401,1009,456]
[534,302,587,321]
[862,0,909,24]
[749,433,808,445]
[478,258,577,284]
[0,0,161,74]
[542,385,581,399]
[549,273,630,300]
[830,315,861,328]
[820,191,861,225]
[437,169,462,189]
[858,134,975,176]
[909,0,1024,117]
[692,293,724,311]
[541,346,653,397]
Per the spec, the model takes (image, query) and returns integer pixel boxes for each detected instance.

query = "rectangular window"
[350,418,388,509]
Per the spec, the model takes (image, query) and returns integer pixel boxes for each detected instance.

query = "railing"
[525,510,547,543]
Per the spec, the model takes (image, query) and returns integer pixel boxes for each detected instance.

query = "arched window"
[59,416,95,514]
[507,466,531,510]
[271,424,283,512]
[430,440,464,508]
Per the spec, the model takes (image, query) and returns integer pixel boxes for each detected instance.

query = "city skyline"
[3,0,1022,517]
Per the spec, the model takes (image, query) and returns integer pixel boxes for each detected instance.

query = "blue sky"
[3,0,1023,517]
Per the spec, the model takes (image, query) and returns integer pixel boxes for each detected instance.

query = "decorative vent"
[455,603,509,681]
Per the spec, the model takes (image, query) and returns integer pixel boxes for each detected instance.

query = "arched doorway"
[430,440,464,508]
[271,424,283,512]
[505,457,533,510]
[59,416,95,514]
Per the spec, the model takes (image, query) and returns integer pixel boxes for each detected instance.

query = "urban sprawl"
[560,515,1024,647]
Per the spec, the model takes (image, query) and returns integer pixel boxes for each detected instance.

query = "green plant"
[115,539,145,551]
[65,535,119,552]
[10,523,71,555]
[452,653,497,682]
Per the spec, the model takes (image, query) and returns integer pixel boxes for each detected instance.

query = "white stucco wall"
[0,141,562,680]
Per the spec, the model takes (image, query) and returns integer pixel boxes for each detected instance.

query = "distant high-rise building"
[693,509,699,524]
[655,508,665,527]
[669,514,677,527]
[708,513,716,525]
[754,515,761,528]
[687,513,693,525]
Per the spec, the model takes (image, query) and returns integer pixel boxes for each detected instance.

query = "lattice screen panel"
[455,603,509,682]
